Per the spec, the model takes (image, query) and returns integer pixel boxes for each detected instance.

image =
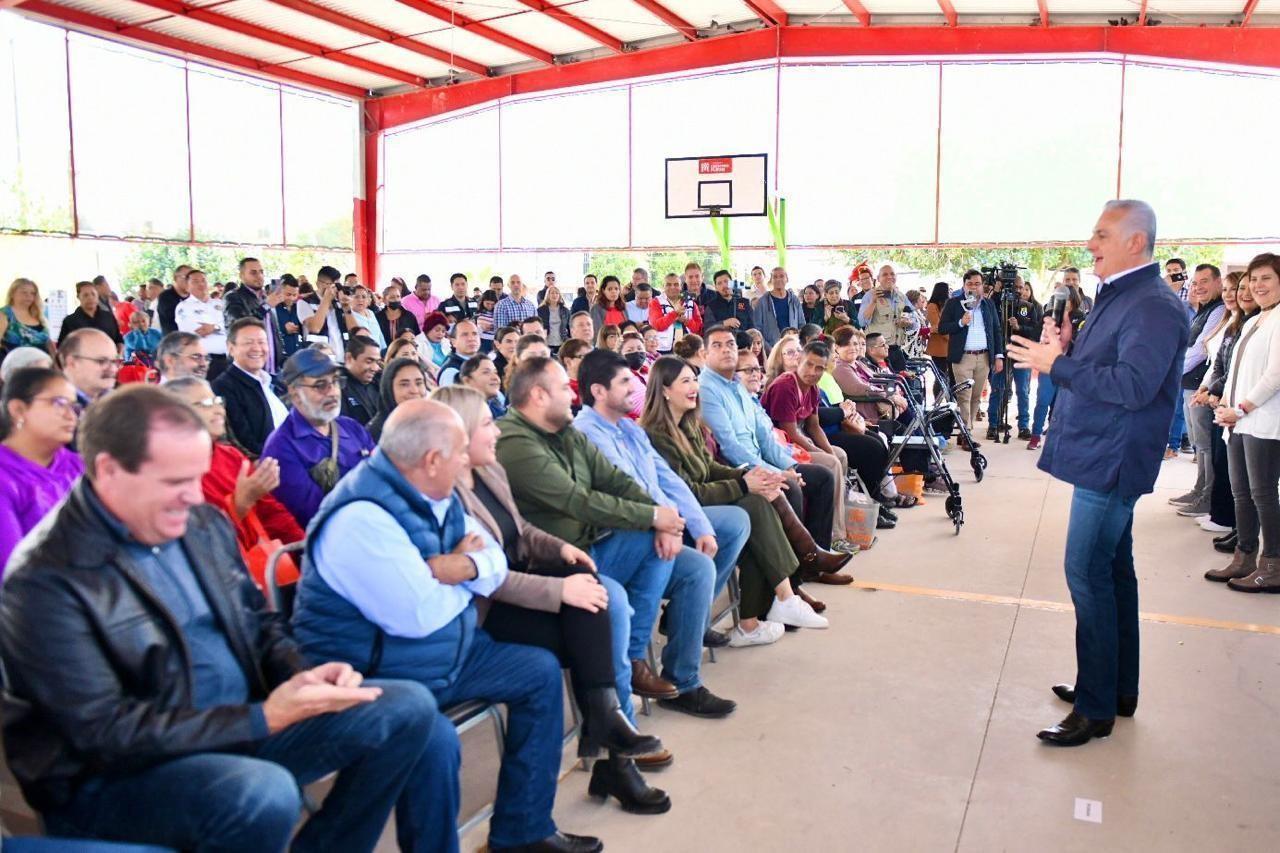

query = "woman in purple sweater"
[0,367,84,574]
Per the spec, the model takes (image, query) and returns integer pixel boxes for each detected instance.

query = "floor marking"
[851,580,1280,636]
[1074,798,1103,824]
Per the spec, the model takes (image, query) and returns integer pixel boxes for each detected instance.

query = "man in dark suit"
[938,269,1004,449]
[1008,199,1189,746]
[212,318,289,456]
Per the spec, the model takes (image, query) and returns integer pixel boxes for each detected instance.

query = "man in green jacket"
[496,356,683,730]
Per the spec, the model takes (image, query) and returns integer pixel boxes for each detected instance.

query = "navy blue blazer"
[937,296,1004,364]
[1039,262,1190,496]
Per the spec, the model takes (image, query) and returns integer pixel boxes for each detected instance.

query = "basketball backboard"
[664,153,768,219]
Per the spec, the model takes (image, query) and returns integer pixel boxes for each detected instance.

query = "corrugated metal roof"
[17,0,1274,101]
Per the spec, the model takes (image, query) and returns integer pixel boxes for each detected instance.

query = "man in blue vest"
[1008,199,1188,747]
[293,399,601,853]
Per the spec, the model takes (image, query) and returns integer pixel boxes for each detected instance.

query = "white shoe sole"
[728,626,783,648]
[1198,521,1232,533]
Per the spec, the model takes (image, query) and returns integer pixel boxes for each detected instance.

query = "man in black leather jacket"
[0,385,447,852]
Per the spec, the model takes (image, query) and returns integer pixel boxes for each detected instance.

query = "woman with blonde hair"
[431,384,671,815]
[1,278,54,358]
[763,332,802,389]
[537,284,570,351]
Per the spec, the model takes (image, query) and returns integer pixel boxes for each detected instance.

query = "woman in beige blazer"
[435,385,672,816]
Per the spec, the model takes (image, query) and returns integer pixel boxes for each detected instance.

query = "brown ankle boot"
[772,495,853,578]
[1205,549,1256,582]
[1227,555,1280,593]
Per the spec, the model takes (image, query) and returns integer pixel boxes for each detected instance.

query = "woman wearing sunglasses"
[0,367,83,574]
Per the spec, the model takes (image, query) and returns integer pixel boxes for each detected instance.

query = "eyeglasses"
[735,366,764,376]
[190,395,225,409]
[296,378,339,394]
[72,355,123,370]
[33,395,82,417]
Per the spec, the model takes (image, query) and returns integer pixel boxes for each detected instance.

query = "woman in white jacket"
[1213,253,1280,592]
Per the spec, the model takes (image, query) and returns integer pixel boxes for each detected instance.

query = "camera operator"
[857,265,915,370]
[987,276,1040,441]
[650,272,703,354]
[704,270,754,331]
[939,269,1004,449]
[1165,258,1192,308]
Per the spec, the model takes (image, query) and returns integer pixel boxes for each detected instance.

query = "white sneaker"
[766,595,830,629]
[1198,517,1232,533]
[728,621,784,647]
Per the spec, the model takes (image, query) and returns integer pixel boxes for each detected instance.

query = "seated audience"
[0,367,82,573]
[697,326,844,562]
[211,318,289,456]
[122,311,161,364]
[745,328,766,366]
[619,332,649,418]
[166,376,303,551]
[503,333,551,390]
[476,289,499,351]
[491,325,520,385]
[155,331,208,383]
[643,326,661,365]
[831,326,905,428]
[1,278,54,356]
[642,357,839,644]
[340,336,382,427]
[574,349,745,714]
[672,333,704,372]
[0,346,54,387]
[461,354,507,418]
[367,357,430,442]
[58,280,123,350]
[59,329,121,407]
[262,349,374,527]
[437,319,482,386]
[520,315,547,342]
[344,285,386,352]
[433,385,669,814]
[292,399,603,853]
[569,310,595,346]
[596,323,621,353]
[0,384,442,853]
[495,357,689,735]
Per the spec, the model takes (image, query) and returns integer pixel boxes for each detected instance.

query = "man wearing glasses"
[58,329,122,407]
[156,332,209,383]
[261,349,374,527]
[535,271,557,305]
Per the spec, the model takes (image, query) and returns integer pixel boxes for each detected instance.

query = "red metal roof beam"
[392,0,555,64]
[629,0,698,40]
[1037,0,1049,27]
[1139,0,1148,25]
[841,0,871,27]
[260,0,490,77]
[1242,0,1259,26]
[937,0,958,27]
[127,0,427,88]
[513,1,624,53]
[19,0,367,97]
[743,0,788,26]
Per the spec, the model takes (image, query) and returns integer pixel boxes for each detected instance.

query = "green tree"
[118,243,355,295]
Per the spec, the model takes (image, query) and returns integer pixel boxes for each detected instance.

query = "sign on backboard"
[665,153,768,219]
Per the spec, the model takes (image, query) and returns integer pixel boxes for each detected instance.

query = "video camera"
[981,262,1026,306]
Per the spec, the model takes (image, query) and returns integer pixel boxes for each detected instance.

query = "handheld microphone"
[1049,286,1071,326]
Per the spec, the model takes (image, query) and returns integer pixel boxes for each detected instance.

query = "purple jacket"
[0,445,83,576]
[260,408,373,527]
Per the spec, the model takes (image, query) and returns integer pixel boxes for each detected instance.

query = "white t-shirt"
[296,300,346,357]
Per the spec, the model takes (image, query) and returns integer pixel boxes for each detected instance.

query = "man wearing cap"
[262,349,374,527]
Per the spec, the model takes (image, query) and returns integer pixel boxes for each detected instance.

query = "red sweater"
[203,442,304,545]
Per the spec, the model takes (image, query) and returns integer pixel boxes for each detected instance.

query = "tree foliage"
[117,243,355,295]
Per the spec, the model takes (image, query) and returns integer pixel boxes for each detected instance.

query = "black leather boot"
[588,751,672,814]
[583,687,663,757]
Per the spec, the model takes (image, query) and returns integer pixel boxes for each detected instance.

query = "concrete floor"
[461,436,1280,853]
[4,433,1277,851]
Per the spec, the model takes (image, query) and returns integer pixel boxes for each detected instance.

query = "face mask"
[624,352,646,370]
[387,300,401,309]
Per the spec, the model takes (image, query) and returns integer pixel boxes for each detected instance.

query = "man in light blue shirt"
[698,325,840,550]
[295,399,598,853]
[574,349,748,719]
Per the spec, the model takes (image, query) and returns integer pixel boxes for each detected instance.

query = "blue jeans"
[1031,371,1057,437]
[987,366,1031,429]
[1063,487,1141,720]
[43,680,438,853]
[1167,389,1187,449]
[428,629,564,850]
[592,529,675,723]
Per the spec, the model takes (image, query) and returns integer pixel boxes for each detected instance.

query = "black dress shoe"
[657,685,736,718]
[1214,531,1238,554]
[876,512,897,530]
[703,628,730,648]
[491,830,603,852]
[1051,684,1137,717]
[1037,711,1115,746]
[879,504,899,523]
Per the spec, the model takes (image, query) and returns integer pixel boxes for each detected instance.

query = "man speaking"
[1007,200,1189,747]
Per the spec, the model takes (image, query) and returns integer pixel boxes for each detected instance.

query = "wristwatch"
[1234,406,1248,420]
